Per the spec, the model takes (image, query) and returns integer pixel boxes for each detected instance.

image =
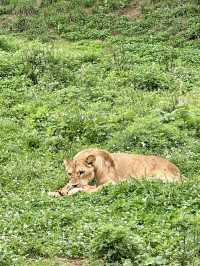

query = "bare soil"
[120,1,141,19]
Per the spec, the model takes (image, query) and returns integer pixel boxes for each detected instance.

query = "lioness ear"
[86,155,96,166]
[63,158,72,170]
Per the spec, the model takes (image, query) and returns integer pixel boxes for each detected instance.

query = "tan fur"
[48,148,181,197]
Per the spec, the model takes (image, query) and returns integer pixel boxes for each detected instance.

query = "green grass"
[1,0,200,265]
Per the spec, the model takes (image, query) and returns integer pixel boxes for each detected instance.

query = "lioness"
[48,148,181,197]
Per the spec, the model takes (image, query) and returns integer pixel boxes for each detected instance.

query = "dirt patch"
[83,2,99,16]
[120,1,141,19]
[83,7,94,16]
[83,1,140,19]
[65,259,85,266]
[0,14,17,28]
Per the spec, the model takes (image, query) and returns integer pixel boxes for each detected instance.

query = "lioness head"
[64,155,96,187]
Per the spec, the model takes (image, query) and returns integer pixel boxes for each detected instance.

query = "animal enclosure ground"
[1,0,200,265]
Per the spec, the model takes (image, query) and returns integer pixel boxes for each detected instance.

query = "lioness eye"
[68,172,72,176]
[79,170,85,176]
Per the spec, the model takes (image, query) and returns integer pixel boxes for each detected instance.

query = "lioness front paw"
[48,191,61,197]
[68,187,84,196]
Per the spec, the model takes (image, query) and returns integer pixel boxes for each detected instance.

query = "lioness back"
[112,153,181,182]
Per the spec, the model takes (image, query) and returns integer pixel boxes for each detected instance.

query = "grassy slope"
[0,0,200,265]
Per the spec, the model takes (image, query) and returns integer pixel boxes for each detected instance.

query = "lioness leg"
[67,185,99,195]
[48,183,72,197]
[80,180,116,193]
[48,180,115,197]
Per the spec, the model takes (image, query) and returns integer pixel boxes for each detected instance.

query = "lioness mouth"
[68,183,81,191]
[71,184,79,188]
